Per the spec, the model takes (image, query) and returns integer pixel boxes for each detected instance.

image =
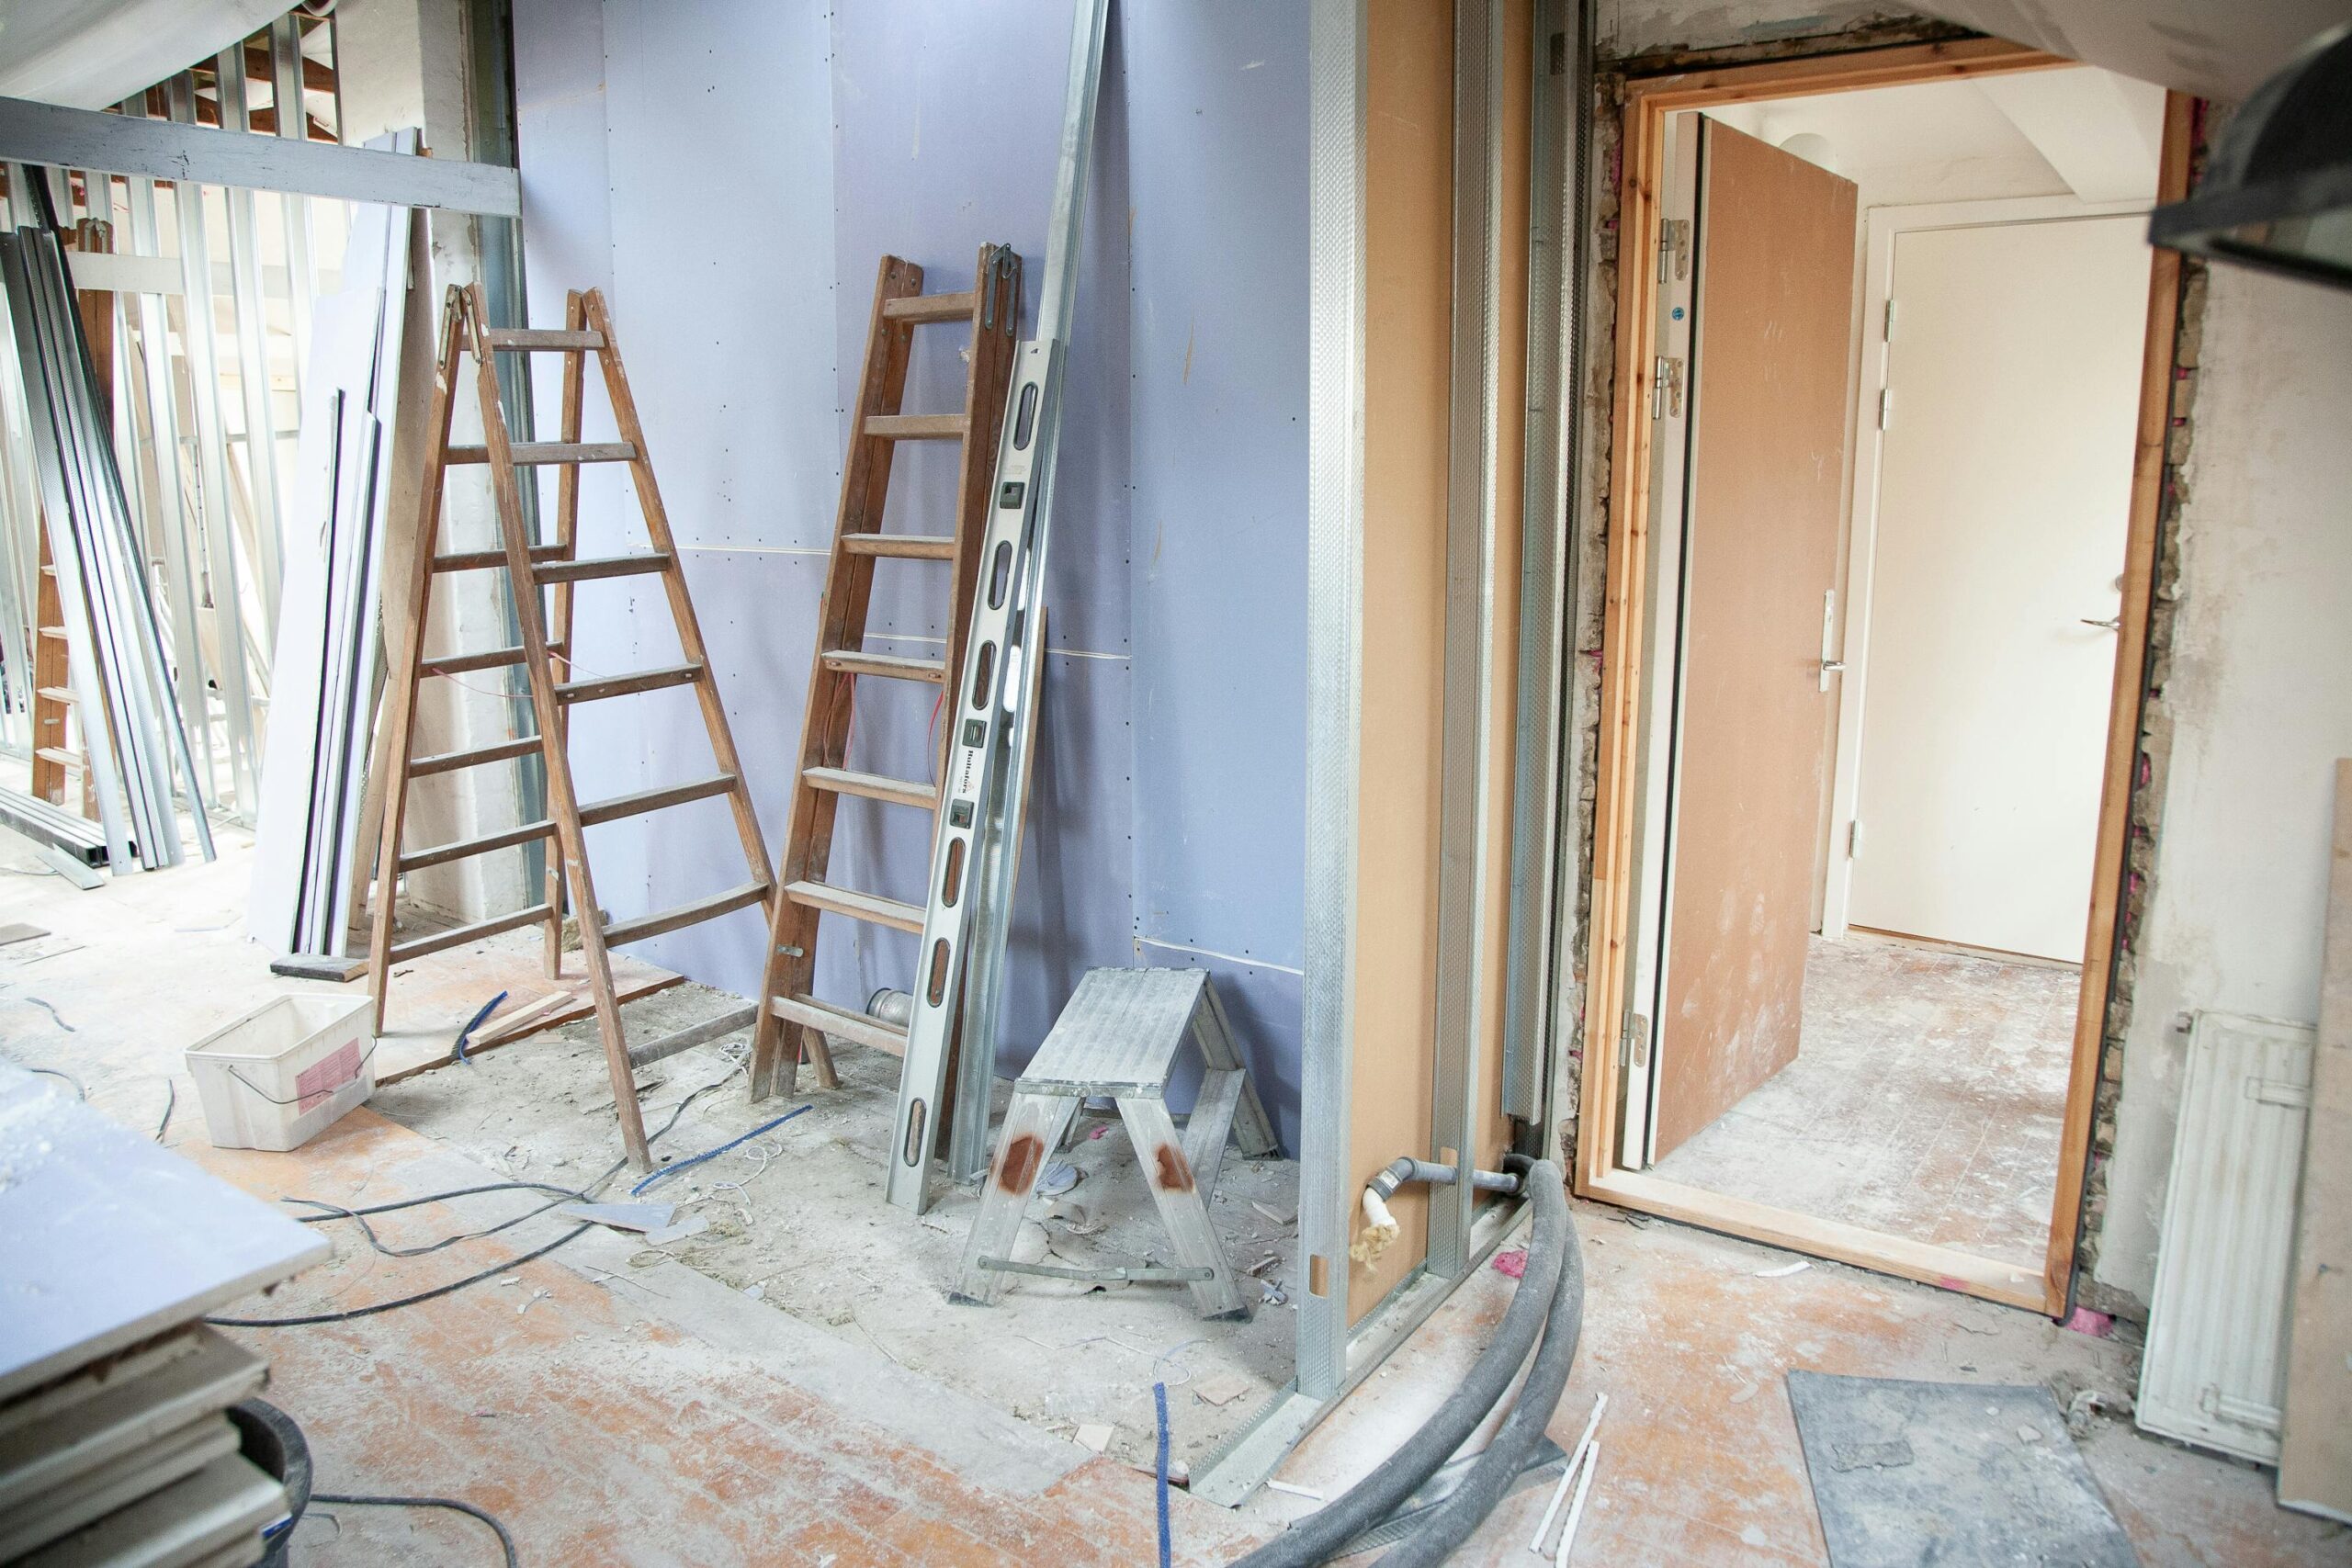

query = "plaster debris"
[1755,1260,1811,1279]
[1193,1372,1252,1407]
[1252,1201,1295,1226]
[1074,1423,1114,1454]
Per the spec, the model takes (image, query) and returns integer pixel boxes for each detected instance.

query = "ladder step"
[34,746,82,771]
[483,328,605,351]
[534,551,673,584]
[556,661,702,704]
[880,290,978,324]
[602,881,771,947]
[626,1003,760,1069]
[863,413,968,442]
[411,735,542,776]
[36,686,74,705]
[803,766,935,811]
[772,993,909,1057]
[819,649,945,684]
[784,879,924,934]
[840,533,956,560]
[389,902,555,964]
[398,818,557,874]
[434,544,565,573]
[420,640,563,678]
[446,441,637,466]
[577,773,738,827]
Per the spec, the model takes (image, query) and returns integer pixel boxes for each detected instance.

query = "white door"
[1843,214,2149,962]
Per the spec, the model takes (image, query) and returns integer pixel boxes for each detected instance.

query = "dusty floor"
[4,826,2346,1566]
[1656,933,2075,1270]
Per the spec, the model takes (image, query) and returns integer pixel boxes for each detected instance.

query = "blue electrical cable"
[629,1104,810,1196]
[1155,1380,1172,1568]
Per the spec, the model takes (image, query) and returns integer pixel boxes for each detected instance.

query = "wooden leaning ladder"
[368,283,775,1171]
[748,247,1022,1105]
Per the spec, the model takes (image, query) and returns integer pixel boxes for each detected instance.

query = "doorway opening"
[1577,39,2189,1314]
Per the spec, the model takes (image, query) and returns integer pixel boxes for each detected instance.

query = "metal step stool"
[952,968,1279,1318]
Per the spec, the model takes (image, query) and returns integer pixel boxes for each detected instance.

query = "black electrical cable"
[1229,1158,1574,1568]
[311,1493,519,1567]
[209,1077,733,1328]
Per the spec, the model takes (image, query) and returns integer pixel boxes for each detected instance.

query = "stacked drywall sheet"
[0,1065,326,1565]
[0,188,215,874]
[247,133,418,961]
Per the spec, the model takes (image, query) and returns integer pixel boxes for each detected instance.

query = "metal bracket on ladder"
[883,0,1113,1215]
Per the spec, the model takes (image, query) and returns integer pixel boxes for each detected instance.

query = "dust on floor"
[1655,932,2075,1269]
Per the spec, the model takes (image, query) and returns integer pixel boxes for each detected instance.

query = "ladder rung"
[602,881,771,947]
[840,533,956,560]
[863,413,967,442]
[879,290,978,324]
[35,686,74,705]
[626,1003,760,1070]
[446,442,637,466]
[421,641,563,678]
[556,662,701,704]
[534,551,672,584]
[398,818,557,874]
[483,328,605,351]
[784,879,923,934]
[411,735,542,776]
[771,993,909,1057]
[803,766,934,811]
[34,746,82,770]
[434,544,566,573]
[577,773,738,827]
[819,649,944,684]
[389,901,554,964]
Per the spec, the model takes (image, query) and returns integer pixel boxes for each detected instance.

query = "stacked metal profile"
[0,1328,278,1565]
[0,184,212,874]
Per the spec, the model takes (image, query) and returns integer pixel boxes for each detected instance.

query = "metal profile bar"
[1296,0,1370,1402]
[268,16,316,393]
[909,0,1113,1211]
[1428,0,1505,1280]
[215,45,286,647]
[0,95,521,216]
[1500,0,1577,1123]
[163,73,259,818]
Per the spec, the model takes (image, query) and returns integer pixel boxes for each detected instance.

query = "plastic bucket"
[185,993,376,1151]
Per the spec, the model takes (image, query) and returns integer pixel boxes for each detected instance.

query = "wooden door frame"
[1576,35,2195,1315]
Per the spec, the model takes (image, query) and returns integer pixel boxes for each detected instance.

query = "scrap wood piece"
[374,961,683,1086]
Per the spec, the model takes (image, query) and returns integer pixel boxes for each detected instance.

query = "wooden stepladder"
[748,247,1022,1101]
[368,283,775,1171]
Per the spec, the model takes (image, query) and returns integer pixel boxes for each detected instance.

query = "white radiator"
[2139,1010,2315,1462]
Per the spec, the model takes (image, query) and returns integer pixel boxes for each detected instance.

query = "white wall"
[2096,266,2352,1303]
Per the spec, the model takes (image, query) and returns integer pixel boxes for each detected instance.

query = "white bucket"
[186,993,377,1151]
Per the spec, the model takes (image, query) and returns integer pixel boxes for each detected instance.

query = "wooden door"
[1844,216,2148,961]
[1651,121,1857,1159]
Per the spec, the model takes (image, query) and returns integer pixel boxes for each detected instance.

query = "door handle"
[1820,660,1847,674]
[2081,616,2121,632]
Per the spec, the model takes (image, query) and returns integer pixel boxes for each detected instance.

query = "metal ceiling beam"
[0,93,518,215]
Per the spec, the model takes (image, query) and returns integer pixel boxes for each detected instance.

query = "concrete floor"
[4,826,2346,1566]
[1655,933,2075,1270]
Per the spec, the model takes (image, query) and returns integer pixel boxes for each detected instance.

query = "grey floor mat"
[1786,1370,2139,1567]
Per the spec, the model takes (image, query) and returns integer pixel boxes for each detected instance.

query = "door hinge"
[1652,355,1684,421]
[1621,1013,1651,1071]
[1657,219,1690,283]
[1877,387,1892,430]
[1849,818,1862,859]
[1883,298,1896,340]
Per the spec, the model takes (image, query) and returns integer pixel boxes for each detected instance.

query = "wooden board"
[2279,757,2352,1521]
[370,935,684,1083]
[1652,121,1855,1158]
[1349,0,1453,1322]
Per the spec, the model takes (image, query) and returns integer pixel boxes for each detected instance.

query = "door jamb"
[1576,35,2194,1316]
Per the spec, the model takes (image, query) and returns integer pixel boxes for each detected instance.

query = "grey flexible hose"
[1229,1158,1571,1568]
[1373,1188,1585,1566]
